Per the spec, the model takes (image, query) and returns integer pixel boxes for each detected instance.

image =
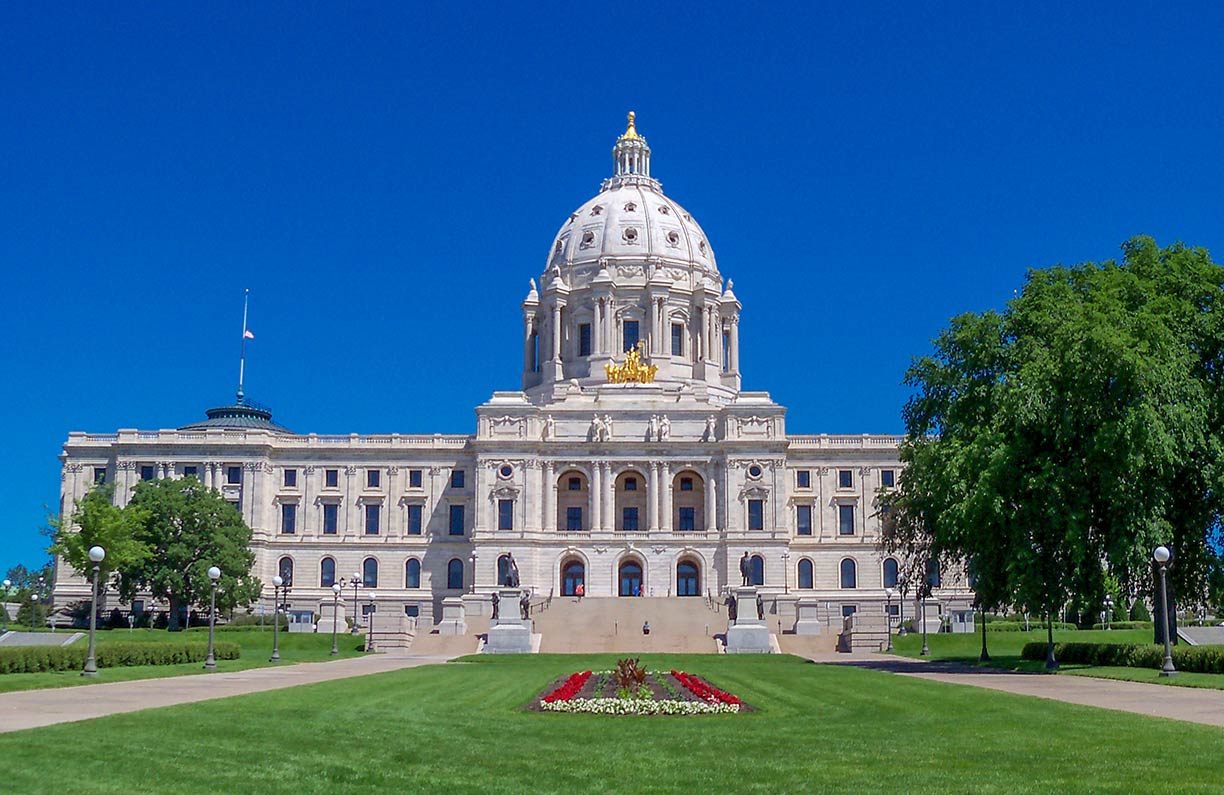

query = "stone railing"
[67,430,473,449]
[787,434,904,449]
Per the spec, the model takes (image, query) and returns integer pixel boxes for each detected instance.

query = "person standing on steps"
[642,621,650,635]
[575,582,584,600]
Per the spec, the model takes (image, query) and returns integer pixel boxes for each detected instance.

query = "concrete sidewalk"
[0,652,454,734]
[815,654,1224,729]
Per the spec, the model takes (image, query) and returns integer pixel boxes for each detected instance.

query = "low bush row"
[986,621,1078,632]
[1020,642,1224,674]
[1088,621,1152,631]
[0,641,240,674]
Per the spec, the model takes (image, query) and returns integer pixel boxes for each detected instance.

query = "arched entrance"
[676,559,700,597]
[561,559,585,596]
[618,559,643,596]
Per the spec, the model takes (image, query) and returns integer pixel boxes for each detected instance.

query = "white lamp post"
[1153,546,1176,677]
[204,566,221,670]
[270,575,283,663]
[330,583,342,656]
[2,578,12,634]
[30,593,40,632]
[82,546,106,676]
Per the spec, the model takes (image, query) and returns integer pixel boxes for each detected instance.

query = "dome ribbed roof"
[179,400,292,433]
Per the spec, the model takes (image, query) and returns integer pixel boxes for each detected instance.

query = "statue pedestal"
[437,596,467,636]
[726,586,772,654]
[793,597,824,636]
[317,601,346,637]
[484,589,533,653]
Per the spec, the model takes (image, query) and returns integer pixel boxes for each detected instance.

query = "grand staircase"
[534,596,722,653]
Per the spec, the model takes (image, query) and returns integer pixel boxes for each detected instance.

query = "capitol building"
[53,115,970,635]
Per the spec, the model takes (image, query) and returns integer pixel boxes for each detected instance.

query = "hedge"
[1021,642,1224,674]
[0,641,241,674]
[986,621,1077,632]
[1089,621,1152,631]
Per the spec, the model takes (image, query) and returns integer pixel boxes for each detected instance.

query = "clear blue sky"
[3,4,1222,570]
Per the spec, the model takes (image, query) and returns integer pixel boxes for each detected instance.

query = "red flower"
[671,670,741,706]
[542,670,592,703]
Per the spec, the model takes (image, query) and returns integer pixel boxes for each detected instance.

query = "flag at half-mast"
[244,329,255,339]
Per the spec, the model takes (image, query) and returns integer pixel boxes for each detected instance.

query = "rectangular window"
[281,503,297,535]
[325,469,339,488]
[449,504,465,535]
[367,469,380,489]
[671,323,683,357]
[323,503,339,535]
[624,477,637,491]
[566,506,583,531]
[881,469,896,488]
[404,605,420,618]
[842,605,858,618]
[409,469,423,488]
[838,504,855,535]
[283,469,297,488]
[796,470,811,489]
[579,323,592,356]
[365,504,380,535]
[93,467,107,484]
[796,505,812,536]
[568,477,582,491]
[623,320,639,352]
[407,504,423,535]
[680,477,693,491]
[183,466,198,479]
[678,506,695,531]
[622,507,639,531]
[140,465,155,481]
[498,499,514,531]
[748,499,764,531]
[227,466,242,485]
[451,470,465,489]
[838,469,853,489]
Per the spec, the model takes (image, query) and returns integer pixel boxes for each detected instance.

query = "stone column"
[661,462,672,532]
[602,463,614,531]
[705,465,717,532]
[591,304,601,357]
[543,462,556,531]
[647,462,659,531]
[730,316,740,372]
[551,302,563,362]
[590,462,602,532]
[523,315,534,372]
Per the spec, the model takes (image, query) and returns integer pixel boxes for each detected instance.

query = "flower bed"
[536,662,746,715]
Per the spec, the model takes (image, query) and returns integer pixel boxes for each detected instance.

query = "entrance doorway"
[676,560,700,597]
[562,559,585,596]
[618,560,643,596]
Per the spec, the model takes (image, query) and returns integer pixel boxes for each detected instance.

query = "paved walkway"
[810,654,1224,729]
[0,652,455,734]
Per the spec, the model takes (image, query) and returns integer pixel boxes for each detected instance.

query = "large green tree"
[120,477,261,630]
[49,483,151,587]
[884,237,1224,665]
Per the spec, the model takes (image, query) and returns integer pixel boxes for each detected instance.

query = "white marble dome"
[544,114,718,283]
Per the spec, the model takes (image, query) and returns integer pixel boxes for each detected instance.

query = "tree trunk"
[168,595,182,632]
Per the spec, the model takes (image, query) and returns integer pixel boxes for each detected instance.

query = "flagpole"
[237,289,250,404]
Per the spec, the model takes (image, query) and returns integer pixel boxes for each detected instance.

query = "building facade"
[54,115,971,629]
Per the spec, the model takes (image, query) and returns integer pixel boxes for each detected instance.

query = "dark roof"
[179,400,293,434]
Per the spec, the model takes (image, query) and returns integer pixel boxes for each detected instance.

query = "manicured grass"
[0,628,367,693]
[1,654,1222,794]
[888,629,1224,689]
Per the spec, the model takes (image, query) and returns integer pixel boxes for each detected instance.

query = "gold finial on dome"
[621,110,640,141]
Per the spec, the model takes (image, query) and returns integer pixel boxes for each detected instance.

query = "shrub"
[228,613,288,629]
[1129,600,1151,621]
[1020,641,1224,674]
[987,621,1077,632]
[0,641,240,674]
[1089,621,1152,631]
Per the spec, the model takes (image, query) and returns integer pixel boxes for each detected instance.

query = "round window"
[623,227,638,243]
[748,465,763,478]
[499,465,513,478]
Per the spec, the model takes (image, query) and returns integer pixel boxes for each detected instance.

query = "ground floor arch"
[676,558,700,596]
[561,557,585,596]
[618,558,644,596]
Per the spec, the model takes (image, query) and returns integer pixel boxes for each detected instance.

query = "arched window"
[447,558,464,590]
[277,556,294,586]
[926,558,941,589]
[618,560,643,597]
[750,554,765,586]
[363,557,379,588]
[883,558,899,589]
[676,560,700,597]
[798,559,814,589]
[840,558,857,589]
[320,557,336,587]
[561,559,585,596]
[405,559,421,589]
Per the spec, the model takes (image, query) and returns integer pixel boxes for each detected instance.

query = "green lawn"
[0,628,367,693]
[888,629,1224,689]
[1,653,1221,794]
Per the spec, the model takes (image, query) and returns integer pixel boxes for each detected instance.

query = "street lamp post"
[330,583,342,656]
[366,592,377,652]
[82,546,106,676]
[469,552,477,594]
[898,575,908,637]
[1,578,11,634]
[979,603,991,662]
[270,575,283,663]
[781,551,790,594]
[204,566,221,670]
[30,593,40,632]
[1104,595,1114,631]
[884,588,895,651]
[919,591,930,656]
[1154,546,1177,677]
[349,574,362,635]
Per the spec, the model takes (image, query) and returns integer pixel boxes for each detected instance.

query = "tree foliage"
[119,478,261,629]
[884,237,1224,630]
[49,483,151,586]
